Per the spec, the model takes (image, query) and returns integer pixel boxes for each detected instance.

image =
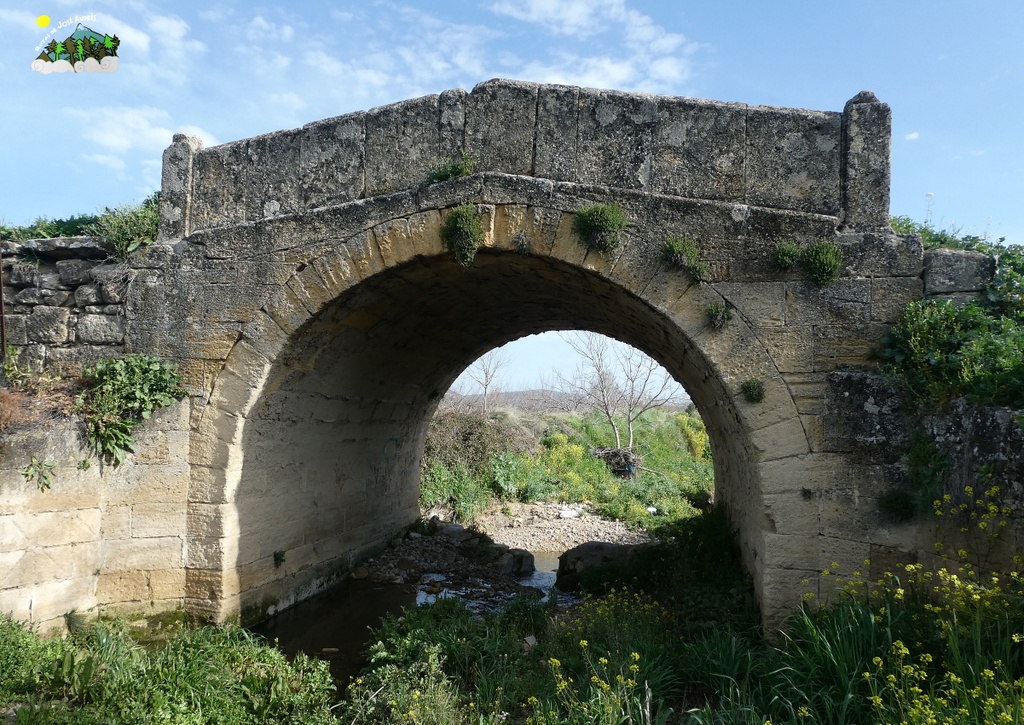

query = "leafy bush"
[424,151,475,185]
[800,238,844,287]
[773,239,802,270]
[878,299,1024,408]
[77,355,186,465]
[661,236,709,281]
[572,203,628,253]
[740,378,765,403]
[440,203,484,267]
[87,192,160,260]
[0,213,99,241]
[2,619,339,722]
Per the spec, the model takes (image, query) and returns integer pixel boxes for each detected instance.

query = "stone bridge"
[5,79,932,629]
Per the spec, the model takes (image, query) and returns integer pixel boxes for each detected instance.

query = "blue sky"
[1,0,1021,390]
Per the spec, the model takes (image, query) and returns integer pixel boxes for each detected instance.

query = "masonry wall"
[0,402,189,633]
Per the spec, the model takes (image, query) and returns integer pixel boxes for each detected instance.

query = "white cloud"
[490,0,611,38]
[246,15,294,43]
[905,131,920,141]
[488,0,694,94]
[96,13,150,56]
[84,154,127,173]
[0,9,38,33]
[68,107,217,156]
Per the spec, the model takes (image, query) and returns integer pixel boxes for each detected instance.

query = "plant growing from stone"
[706,302,732,329]
[87,192,160,261]
[801,239,844,288]
[740,378,765,403]
[662,236,709,281]
[76,354,186,466]
[20,455,55,491]
[424,151,475,185]
[773,239,802,270]
[440,203,485,267]
[572,203,628,253]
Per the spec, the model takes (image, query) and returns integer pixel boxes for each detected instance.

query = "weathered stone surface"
[364,93,440,195]
[535,85,579,182]
[745,105,841,215]
[841,92,892,231]
[56,259,96,286]
[467,79,537,176]
[300,111,365,209]
[76,313,125,344]
[654,97,746,200]
[823,370,908,462]
[19,236,112,260]
[25,306,70,343]
[14,287,69,305]
[923,248,996,293]
[577,88,658,190]
[75,283,103,306]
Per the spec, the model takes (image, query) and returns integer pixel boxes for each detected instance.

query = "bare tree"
[548,332,684,450]
[457,348,510,414]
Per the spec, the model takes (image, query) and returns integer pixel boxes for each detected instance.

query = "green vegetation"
[740,378,765,403]
[661,237,709,282]
[705,302,731,329]
[772,239,802,270]
[441,203,485,267]
[425,152,476,185]
[0,617,338,723]
[76,354,186,466]
[572,203,628,253]
[421,407,713,529]
[878,222,1024,409]
[19,456,55,491]
[770,238,844,287]
[1,193,160,261]
[801,239,844,288]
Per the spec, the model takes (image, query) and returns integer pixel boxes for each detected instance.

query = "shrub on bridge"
[662,236,709,282]
[572,203,628,253]
[77,354,186,465]
[440,203,485,267]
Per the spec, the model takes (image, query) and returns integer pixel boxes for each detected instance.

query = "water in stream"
[251,551,564,686]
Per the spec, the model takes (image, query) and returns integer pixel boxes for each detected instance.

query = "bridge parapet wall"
[159,79,891,242]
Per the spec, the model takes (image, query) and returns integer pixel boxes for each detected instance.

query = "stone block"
[22,577,98,626]
[812,323,888,372]
[871,277,924,323]
[56,259,95,286]
[75,283,103,306]
[190,140,248,230]
[761,326,814,373]
[300,111,365,209]
[745,106,841,216]
[101,505,132,539]
[102,537,184,572]
[364,93,440,195]
[25,306,70,343]
[841,92,892,231]
[0,543,99,589]
[244,129,302,222]
[148,568,187,600]
[466,79,538,176]
[577,88,658,190]
[46,345,126,376]
[715,282,786,326]
[15,288,69,306]
[923,248,996,293]
[654,97,746,201]
[131,503,186,539]
[0,509,100,552]
[159,134,203,242]
[535,85,579,182]
[97,570,149,603]
[76,313,125,344]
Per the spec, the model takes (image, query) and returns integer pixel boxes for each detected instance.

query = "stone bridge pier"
[124,79,923,626]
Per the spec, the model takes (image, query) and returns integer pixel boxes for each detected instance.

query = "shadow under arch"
[187,204,810,626]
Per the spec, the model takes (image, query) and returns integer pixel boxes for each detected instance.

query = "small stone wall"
[0,402,189,634]
[1,237,128,375]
